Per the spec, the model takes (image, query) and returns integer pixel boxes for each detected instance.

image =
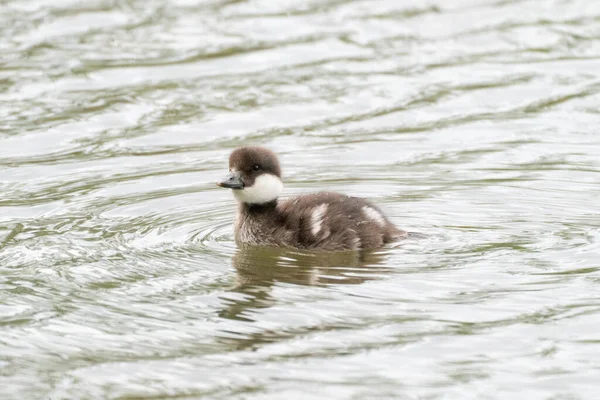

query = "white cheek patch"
[233,173,283,204]
[362,206,386,227]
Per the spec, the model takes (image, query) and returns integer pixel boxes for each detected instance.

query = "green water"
[1,0,600,399]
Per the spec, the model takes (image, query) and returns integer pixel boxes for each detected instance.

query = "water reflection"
[218,245,393,322]
[233,245,393,286]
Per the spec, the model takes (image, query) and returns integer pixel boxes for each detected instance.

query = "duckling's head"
[217,146,283,204]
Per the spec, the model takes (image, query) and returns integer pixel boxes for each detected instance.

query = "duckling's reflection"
[218,245,394,322]
[234,245,393,286]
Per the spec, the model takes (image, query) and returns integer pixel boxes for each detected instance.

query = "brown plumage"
[217,146,407,251]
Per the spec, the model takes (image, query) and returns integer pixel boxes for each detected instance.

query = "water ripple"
[2,0,600,398]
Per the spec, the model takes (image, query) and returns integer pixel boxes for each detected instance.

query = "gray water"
[1,0,600,399]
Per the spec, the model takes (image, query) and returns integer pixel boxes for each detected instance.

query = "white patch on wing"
[310,204,328,236]
[362,206,386,227]
[233,173,283,204]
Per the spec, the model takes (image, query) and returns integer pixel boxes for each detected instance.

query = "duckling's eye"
[252,165,260,171]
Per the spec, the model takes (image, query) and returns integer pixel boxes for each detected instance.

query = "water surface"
[1,0,600,399]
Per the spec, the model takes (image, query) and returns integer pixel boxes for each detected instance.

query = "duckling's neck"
[242,199,278,214]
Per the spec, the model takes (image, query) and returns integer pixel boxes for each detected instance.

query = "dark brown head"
[217,146,283,204]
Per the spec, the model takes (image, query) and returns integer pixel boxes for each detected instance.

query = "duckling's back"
[277,192,406,251]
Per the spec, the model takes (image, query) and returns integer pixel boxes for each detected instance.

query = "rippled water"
[2,0,600,398]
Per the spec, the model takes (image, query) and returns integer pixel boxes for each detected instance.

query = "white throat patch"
[233,173,283,204]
